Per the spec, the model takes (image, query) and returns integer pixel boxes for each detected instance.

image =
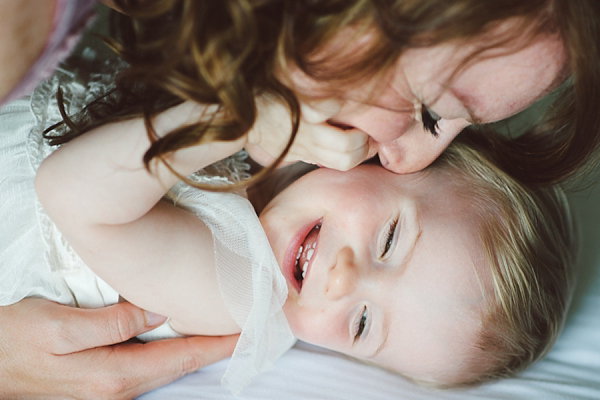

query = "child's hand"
[246,94,376,170]
[0,298,238,399]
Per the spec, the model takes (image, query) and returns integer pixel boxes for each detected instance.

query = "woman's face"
[259,164,491,383]
[284,20,568,174]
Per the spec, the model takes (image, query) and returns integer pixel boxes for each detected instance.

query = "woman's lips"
[284,219,322,293]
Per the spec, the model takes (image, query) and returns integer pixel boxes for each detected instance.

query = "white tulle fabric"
[166,174,296,394]
[0,64,295,394]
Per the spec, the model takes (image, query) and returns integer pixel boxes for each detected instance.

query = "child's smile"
[283,219,322,293]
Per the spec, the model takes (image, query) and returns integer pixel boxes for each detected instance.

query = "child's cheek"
[283,303,341,350]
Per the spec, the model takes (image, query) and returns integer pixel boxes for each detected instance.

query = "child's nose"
[326,247,359,301]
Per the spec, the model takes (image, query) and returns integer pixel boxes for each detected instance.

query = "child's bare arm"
[35,101,245,335]
[37,101,244,226]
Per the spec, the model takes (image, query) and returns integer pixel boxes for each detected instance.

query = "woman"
[109,0,598,186]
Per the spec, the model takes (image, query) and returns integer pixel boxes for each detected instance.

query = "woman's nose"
[326,247,359,301]
[375,117,470,173]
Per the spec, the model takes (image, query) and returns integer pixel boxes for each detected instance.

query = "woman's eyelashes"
[354,306,369,342]
[421,104,441,137]
[380,216,399,259]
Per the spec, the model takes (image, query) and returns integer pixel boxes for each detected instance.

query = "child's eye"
[354,306,368,342]
[380,217,399,259]
[421,104,441,137]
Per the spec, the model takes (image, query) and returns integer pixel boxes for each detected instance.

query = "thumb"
[366,137,379,160]
[55,302,167,354]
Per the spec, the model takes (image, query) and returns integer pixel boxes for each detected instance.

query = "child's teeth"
[296,245,303,260]
[302,261,308,279]
[307,249,314,261]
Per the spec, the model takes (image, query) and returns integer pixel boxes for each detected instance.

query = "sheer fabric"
[166,175,295,394]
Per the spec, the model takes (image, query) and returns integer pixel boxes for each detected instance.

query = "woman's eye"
[380,217,399,259]
[421,104,441,137]
[354,306,368,342]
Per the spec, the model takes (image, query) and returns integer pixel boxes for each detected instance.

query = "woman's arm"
[35,101,245,335]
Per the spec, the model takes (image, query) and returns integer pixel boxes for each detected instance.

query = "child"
[1,68,575,394]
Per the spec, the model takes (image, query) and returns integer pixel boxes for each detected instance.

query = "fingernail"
[145,311,167,326]
[378,151,388,168]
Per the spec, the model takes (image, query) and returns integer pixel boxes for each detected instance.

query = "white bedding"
[139,186,600,400]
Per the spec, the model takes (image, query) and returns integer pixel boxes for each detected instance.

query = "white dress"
[0,65,295,394]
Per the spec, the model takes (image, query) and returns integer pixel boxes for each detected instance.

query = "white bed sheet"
[139,185,600,400]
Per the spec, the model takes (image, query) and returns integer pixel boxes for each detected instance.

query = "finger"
[245,143,277,167]
[127,335,239,396]
[79,334,239,398]
[366,137,379,160]
[301,141,371,171]
[53,302,166,354]
[307,125,370,154]
[300,99,342,124]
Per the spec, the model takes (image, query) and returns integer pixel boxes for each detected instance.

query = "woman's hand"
[245,95,376,171]
[0,298,238,399]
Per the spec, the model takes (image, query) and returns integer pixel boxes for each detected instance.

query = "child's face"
[259,164,491,383]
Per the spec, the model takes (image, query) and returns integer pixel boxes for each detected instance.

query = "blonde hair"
[429,140,577,386]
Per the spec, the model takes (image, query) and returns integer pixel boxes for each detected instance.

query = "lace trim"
[29,59,124,273]
[28,58,252,273]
